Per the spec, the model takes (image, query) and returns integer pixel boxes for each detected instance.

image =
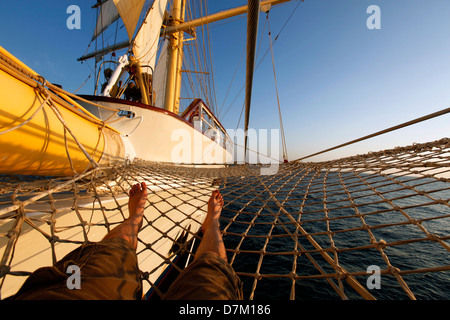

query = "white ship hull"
[78,96,233,166]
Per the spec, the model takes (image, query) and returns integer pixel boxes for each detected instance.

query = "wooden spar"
[77,40,130,62]
[244,0,261,160]
[162,0,292,36]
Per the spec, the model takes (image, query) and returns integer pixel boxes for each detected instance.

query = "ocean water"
[219,173,450,300]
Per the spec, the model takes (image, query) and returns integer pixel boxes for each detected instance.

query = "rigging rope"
[266,12,288,162]
[295,106,450,162]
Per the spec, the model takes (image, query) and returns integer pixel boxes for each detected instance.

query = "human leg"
[195,190,227,261]
[103,182,147,250]
[10,183,147,300]
[163,190,243,300]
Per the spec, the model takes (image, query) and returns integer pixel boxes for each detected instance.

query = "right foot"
[202,190,224,233]
[128,182,147,221]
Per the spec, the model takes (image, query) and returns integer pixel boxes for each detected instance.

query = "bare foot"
[102,182,147,249]
[202,190,223,233]
[128,182,147,221]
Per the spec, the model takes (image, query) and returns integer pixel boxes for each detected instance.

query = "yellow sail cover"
[0,46,124,176]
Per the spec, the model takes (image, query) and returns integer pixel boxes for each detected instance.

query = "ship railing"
[181,99,232,151]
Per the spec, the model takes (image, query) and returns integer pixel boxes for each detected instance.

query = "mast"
[160,0,292,116]
[79,0,293,115]
[244,0,261,160]
[173,0,186,116]
[163,0,185,114]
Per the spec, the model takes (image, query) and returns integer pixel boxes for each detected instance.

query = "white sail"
[92,0,146,42]
[133,0,168,71]
[153,39,169,109]
[92,0,120,41]
[113,0,147,40]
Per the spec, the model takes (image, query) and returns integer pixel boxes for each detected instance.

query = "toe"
[130,183,139,196]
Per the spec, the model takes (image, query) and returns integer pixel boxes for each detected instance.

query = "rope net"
[0,138,449,300]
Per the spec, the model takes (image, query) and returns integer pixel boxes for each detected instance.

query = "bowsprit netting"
[220,138,450,300]
[0,138,449,300]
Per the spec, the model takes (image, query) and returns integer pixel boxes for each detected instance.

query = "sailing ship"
[0,0,287,298]
[1,0,449,300]
[0,0,238,177]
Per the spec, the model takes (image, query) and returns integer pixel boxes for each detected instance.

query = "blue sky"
[1,0,449,161]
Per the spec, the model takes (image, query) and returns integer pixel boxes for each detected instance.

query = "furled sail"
[133,0,168,71]
[92,0,120,41]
